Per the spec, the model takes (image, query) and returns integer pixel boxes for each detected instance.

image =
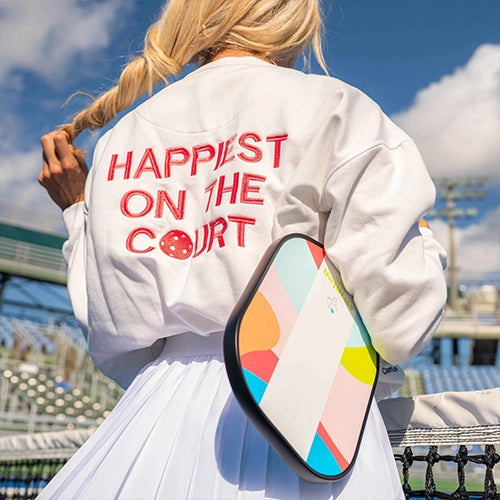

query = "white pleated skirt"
[37,333,404,500]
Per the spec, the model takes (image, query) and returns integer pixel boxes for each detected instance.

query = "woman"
[38,0,447,498]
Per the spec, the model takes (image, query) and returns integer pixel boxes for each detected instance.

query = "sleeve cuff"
[62,201,85,235]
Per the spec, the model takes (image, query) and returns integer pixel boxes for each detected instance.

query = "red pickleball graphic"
[159,230,194,260]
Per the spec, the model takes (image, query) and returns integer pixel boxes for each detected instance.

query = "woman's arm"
[323,139,448,365]
[39,130,90,333]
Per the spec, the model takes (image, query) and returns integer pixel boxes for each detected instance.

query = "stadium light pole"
[427,176,487,311]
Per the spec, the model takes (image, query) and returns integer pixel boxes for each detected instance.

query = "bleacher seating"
[1,309,499,434]
[392,333,500,397]
[61,324,86,350]
[0,316,14,349]
[15,319,54,354]
[0,315,55,354]
[1,364,122,435]
[0,313,123,435]
[420,365,500,394]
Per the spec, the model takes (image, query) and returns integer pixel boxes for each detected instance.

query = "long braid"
[63,0,327,153]
[66,28,182,141]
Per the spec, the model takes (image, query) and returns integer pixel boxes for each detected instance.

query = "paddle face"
[224,234,379,483]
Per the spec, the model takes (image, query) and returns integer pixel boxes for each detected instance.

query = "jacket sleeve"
[61,133,104,339]
[322,139,448,365]
[62,201,89,339]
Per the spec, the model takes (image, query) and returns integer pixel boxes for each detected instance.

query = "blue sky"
[0,0,499,285]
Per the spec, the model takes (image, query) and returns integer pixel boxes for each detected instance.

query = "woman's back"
[73,56,444,389]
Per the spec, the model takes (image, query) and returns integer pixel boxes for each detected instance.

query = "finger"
[40,131,63,181]
[38,163,54,186]
[53,130,74,163]
[74,149,89,175]
[54,131,87,177]
[40,132,59,165]
[40,149,52,181]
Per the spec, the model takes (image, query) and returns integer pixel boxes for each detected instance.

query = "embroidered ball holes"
[159,230,194,260]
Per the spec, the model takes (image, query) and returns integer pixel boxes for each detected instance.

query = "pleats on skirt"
[37,333,404,500]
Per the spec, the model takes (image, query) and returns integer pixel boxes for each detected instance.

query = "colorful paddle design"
[224,234,379,482]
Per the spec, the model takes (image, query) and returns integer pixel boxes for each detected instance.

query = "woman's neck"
[210,48,295,68]
[211,48,269,63]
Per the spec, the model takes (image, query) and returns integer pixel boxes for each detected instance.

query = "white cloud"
[392,44,500,185]
[0,0,131,85]
[0,109,22,153]
[0,147,65,232]
[0,0,137,232]
[0,148,49,210]
[0,107,61,223]
[430,207,500,280]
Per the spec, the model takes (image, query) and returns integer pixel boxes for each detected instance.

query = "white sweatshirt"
[62,57,447,388]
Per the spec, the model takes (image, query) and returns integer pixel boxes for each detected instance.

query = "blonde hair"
[64,0,326,142]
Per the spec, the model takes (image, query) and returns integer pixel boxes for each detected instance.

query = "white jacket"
[62,57,447,388]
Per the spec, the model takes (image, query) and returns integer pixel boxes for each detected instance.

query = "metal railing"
[0,237,67,285]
